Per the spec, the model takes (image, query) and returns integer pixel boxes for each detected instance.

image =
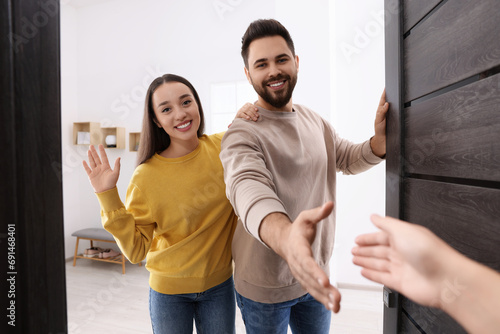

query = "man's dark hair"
[241,19,295,68]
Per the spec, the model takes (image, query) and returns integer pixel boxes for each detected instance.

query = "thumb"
[320,201,334,216]
[114,157,121,174]
[303,201,334,224]
[371,214,402,236]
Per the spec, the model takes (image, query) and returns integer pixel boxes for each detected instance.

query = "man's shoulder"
[293,104,321,117]
[225,118,261,135]
[221,119,262,149]
[293,104,330,129]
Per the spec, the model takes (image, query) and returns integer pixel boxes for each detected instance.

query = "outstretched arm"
[83,144,121,193]
[260,202,341,313]
[352,214,500,334]
[370,89,388,158]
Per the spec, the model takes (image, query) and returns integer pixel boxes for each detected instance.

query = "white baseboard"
[337,282,383,291]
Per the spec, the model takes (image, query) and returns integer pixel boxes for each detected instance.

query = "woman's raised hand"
[82,144,121,193]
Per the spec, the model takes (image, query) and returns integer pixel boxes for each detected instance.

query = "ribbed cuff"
[363,140,385,164]
[95,187,125,212]
[245,199,288,246]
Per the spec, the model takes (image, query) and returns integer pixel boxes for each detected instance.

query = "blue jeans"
[236,291,331,334]
[149,277,235,334]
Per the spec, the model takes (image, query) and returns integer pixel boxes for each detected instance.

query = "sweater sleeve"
[96,185,155,264]
[220,123,288,244]
[324,120,384,175]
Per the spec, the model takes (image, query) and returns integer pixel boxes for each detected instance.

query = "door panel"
[404,73,500,181]
[404,0,500,102]
[384,0,500,332]
[404,178,500,269]
[403,0,442,33]
[399,311,422,334]
[402,297,466,334]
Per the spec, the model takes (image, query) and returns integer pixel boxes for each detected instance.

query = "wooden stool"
[72,228,141,274]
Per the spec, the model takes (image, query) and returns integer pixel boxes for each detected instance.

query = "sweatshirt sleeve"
[326,120,384,175]
[96,185,155,264]
[220,123,288,245]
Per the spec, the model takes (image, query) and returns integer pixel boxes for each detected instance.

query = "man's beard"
[251,73,297,109]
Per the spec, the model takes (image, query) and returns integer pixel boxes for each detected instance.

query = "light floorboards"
[66,259,383,333]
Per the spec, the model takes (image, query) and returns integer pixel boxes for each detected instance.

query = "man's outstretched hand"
[260,202,341,312]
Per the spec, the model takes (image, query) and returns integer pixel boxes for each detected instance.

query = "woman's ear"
[153,118,162,128]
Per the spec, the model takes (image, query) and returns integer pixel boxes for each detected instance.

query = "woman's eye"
[162,107,171,113]
[183,100,192,106]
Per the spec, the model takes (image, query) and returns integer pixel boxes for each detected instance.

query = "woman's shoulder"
[131,157,159,180]
[200,132,225,147]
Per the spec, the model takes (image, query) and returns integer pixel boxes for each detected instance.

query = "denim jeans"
[149,277,235,334]
[236,291,331,334]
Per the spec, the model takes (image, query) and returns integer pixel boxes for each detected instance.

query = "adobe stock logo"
[8,0,63,53]
[339,10,385,64]
[213,0,243,20]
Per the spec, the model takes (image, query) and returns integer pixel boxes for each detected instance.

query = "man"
[220,19,388,333]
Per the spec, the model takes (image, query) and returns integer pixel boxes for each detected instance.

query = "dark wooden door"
[1,0,67,333]
[384,0,500,332]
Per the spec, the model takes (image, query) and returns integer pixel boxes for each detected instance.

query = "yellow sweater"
[96,133,237,294]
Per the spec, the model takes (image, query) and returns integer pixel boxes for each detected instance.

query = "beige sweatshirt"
[220,104,383,303]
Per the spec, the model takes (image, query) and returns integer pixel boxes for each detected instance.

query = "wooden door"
[384,0,500,332]
[1,0,67,332]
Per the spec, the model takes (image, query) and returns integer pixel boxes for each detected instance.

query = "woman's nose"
[174,108,187,121]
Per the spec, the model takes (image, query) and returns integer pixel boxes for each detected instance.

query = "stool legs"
[73,237,80,266]
[71,236,140,274]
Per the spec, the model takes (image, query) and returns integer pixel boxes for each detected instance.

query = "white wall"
[275,0,331,120]
[61,0,384,288]
[330,0,385,287]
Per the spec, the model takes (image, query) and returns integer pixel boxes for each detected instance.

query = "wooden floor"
[66,259,383,333]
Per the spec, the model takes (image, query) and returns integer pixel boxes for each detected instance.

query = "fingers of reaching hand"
[352,250,391,273]
[359,268,391,286]
[352,243,390,259]
[290,250,340,312]
[354,231,389,247]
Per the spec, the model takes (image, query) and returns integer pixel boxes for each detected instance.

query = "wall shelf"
[73,122,102,145]
[129,132,141,152]
[101,127,125,149]
[73,122,125,149]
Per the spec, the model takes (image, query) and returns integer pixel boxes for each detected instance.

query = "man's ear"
[295,55,300,73]
[244,67,252,84]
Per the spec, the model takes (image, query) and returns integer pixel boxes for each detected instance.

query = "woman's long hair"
[136,74,205,165]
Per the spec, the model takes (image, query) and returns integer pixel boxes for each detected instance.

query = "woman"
[83,74,258,333]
